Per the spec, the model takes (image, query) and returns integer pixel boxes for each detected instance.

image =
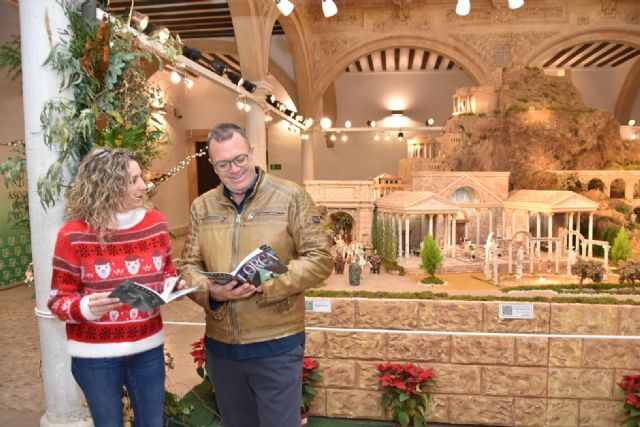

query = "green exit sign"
[269,163,282,170]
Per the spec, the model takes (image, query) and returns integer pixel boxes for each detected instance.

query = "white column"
[588,212,594,257]
[444,214,449,255]
[451,216,457,258]
[511,210,516,237]
[501,209,506,238]
[20,1,92,426]
[420,214,426,241]
[568,212,574,251]
[397,215,402,258]
[536,212,541,255]
[548,213,554,265]
[475,208,480,246]
[404,216,410,259]
[428,214,434,237]
[246,81,272,172]
[489,208,493,234]
[576,212,582,255]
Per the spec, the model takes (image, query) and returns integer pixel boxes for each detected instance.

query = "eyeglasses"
[212,153,250,171]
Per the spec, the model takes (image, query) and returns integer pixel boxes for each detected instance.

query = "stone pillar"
[475,208,480,247]
[428,214,433,237]
[397,215,402,258]
[511,210,516,237]
[404,216,410,260]
[588,212,594,257]
[603,244,609,280]
[245,81,272,171]
[451,216,457,258]
[536,212,541,257]
[501,209,506,238]
[20,1,92,426]
[420,214,426,241]
[568,212,574,251]
[444,214,450,256]
[576,212,582,256]
[488,207,493,234]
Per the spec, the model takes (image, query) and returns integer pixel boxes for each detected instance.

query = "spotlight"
[242,80,257,93]
[330,134,337,141]
[264,112,273,122]
[629,119,636,126]
[374,133,380,141]
[391,110,404,116]
[227,71,244,86]
[384,133,391,141]
[344,120,352,128]
[128,10,149,31]
[267,94,276,104]
[243,103,251,112]
[182,46,201,62]
[143,22,170,43]
[170,70,181,84]
[341,134,348,142]
[320,117,332,129]
[278,103,287,112]
[426,118,435,126]
[366,120,376,128]
[274,0,294,16]
[296,114,304,122]
[236,96,246,110]
[183,77,194,89]
[508,0,524,9]
[304,118,314,127]
[397,132,404,141]
[210,59,227,76]
[456,0,470,16]
[301,133,310,141]
[322,0,338,17]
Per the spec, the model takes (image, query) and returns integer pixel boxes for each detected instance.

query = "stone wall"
[304,298,640,426]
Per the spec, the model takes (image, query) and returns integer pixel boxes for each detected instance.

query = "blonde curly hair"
[65,147,149,241]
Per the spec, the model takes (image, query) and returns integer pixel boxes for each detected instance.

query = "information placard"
[499,303,534,319]
[305,299,332,313]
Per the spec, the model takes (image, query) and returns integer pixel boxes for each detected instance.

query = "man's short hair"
[208,123,249,146]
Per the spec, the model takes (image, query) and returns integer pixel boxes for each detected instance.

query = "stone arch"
[523,26,640,68]
[614,56,640,123]
[309,35,493,112]
[451,186,477,204]
[587,178,605,192]
[610,178,626,199]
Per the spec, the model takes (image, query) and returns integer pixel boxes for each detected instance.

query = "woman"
[48,147,185,427]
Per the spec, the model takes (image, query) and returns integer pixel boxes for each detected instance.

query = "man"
[180,123,333,427]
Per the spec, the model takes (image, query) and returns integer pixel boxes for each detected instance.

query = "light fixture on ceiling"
[384,133,391,141]
[182,46,201,62]
[367,120,376,128]
[227,71,244,86]
[397,132,404,141]
[455,0,470,16]
[330,133,337,141]
[373,133,380,141]
[628,119,636,126]
[183,76,194,89]
[304,118,314,127]
[242,80,257,93]
[211,59,227,76]
[322,0,338,17]
[170,70,181,84]
[341,134,348,142]
[127,10,149,31]
[426,118,435,126]
[274,0,294,16]
[391,110,404,116]
[264,111,273,122]
[508,0,525,9]
[344,120,352,128]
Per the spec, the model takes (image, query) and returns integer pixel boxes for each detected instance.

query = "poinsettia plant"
[302,357,322,414]
[376,362,436,427]
[190,337,207,381]
[619,373,640,426]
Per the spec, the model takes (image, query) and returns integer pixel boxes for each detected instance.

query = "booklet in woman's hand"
[203,244,288,287]
[109,274,196,312]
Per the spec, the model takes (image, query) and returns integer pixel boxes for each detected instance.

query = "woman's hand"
[86,292,122,317]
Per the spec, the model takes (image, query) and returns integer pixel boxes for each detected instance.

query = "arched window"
[451,187,474,204]
[587,178,605,192]
[610,178,626,199]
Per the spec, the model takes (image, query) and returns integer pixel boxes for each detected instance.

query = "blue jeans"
[71,346,165,427]
[207,344,304,427]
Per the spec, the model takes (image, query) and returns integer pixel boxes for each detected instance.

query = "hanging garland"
[38,0,182,208]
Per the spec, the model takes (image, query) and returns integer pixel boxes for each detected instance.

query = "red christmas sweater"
[48,209,176,358]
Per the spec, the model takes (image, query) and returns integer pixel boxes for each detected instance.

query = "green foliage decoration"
[328,211,354,243]
[618,259,640,292]
[611,227,634,264]
[0,34,20,81]
[0,140,28,228]
[37,0,182,208]
[420,235,442,277]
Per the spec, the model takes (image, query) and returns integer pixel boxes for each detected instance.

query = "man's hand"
[208,279,257,301]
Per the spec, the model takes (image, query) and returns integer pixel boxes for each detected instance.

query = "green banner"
[0,185,31,286]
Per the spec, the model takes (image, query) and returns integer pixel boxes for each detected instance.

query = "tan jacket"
[179,169,333,344]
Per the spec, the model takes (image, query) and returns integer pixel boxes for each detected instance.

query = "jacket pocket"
[275,295,298,313]
[199,215,227,224]
[247,211,285,221]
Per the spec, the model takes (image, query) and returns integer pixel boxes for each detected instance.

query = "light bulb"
[322,0,338,17]
[374,133,380,141]
[344,120,352,128]
[243,103,252,112]
[275,0,294,16]
[170,71,181,83]
[183,77,194,89]
[456,0,470,16]
[629,119,636,126]
[320,117,332,129]
[508,0,524,9]
[341,134,348,142]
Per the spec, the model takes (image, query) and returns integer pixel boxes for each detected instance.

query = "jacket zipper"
[230,212,242,344]
[247,211,283,220]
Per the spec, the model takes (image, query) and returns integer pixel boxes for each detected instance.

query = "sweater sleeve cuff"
[80,296,100,321]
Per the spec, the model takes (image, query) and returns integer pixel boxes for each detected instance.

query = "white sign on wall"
[499,303,534,319]
[305,299,332,313]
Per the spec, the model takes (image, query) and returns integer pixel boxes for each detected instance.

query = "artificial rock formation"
[441,68,640,190]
